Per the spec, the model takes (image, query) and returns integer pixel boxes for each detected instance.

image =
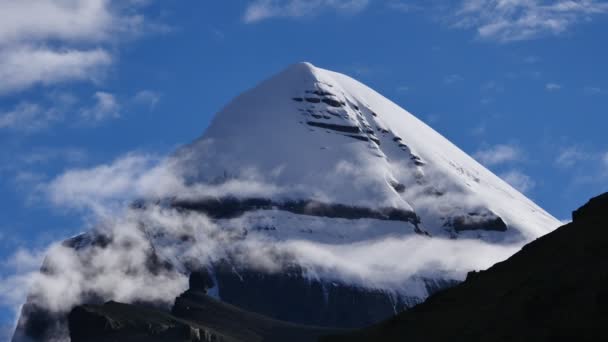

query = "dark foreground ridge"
[322,192,608,342]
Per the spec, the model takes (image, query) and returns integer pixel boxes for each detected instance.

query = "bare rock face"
[67,288,340,342]
[444,209,507,232]
[172,197,421,230]
[191,263,457,329]
[68,302,219,342]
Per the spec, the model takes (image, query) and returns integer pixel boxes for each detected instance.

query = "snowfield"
[176,62,560,243]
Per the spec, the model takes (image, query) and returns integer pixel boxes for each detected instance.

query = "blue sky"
[1,0,608,335]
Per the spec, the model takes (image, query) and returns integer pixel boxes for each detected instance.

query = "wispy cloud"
[444,74,464,85]
[243,0,369,23]
[396,85,411,93]
[0,102,64,132]
[584,86,604,95]
[500,169,536,193]
[553,145,608,186]
[0,47,111,95]
[81,92,121,122]
[19,147,87,166]
[474,144,521,166]
[133,90,161,110]
[602,152,608,170]
[2,150,526,336]
[0,89,136,132]
[452,0,608,42]
[0,88,162,134]
[386,1,423,12]
[523,55,541,64]
[555,146,593,168]
[545,82,562,91]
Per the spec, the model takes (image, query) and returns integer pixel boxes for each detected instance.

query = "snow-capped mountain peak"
[175,62,560,243]
[12,63,563,341]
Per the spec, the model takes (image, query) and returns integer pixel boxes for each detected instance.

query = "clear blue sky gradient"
[1,1,607,332]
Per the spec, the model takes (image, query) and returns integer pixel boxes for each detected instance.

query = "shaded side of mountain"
[68,301,232,342]
[10,230,457,342]
[322,192,608,342]
[68,290,340,342]
[11,232,174,342]
[10,301,66,342]
[194,262,458,329]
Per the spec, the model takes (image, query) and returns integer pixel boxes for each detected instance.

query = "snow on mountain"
[175,62,560,244]
[12,62,562,341]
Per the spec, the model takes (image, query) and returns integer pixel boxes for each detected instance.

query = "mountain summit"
[176,62,559,242]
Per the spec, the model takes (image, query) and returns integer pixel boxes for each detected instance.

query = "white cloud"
[554,146,608,184]
[555,146,592,168]
[46,153,160,215]
[453,0,608,42]
[474,144,521,166]
[0,46,111,95]
[0,0,134,44]
[81,92,121,122]
[133,90,161,110]
[0,90,126,132]
[0,102,62,132]
[3,248,46,274]
[500,169,535,193]
[6,156,525,325]
[545,82,562,91]
[2,201,522,326]
[44,153,286,217]
[0,0,149,95]
[244,0,369,23]
[4,147,545,339]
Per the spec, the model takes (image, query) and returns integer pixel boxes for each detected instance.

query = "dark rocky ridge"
[444,209,508,232]
[305,121,362,134]
[171,197,421,229]
[63,266,457,342]
[322,192,608,342]
[68,292,339,342]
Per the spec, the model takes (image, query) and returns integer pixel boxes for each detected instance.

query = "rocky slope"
[67,277,341,342]
[322,192,608,342]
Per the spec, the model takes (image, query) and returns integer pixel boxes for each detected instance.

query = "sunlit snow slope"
[176,62,559,244]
